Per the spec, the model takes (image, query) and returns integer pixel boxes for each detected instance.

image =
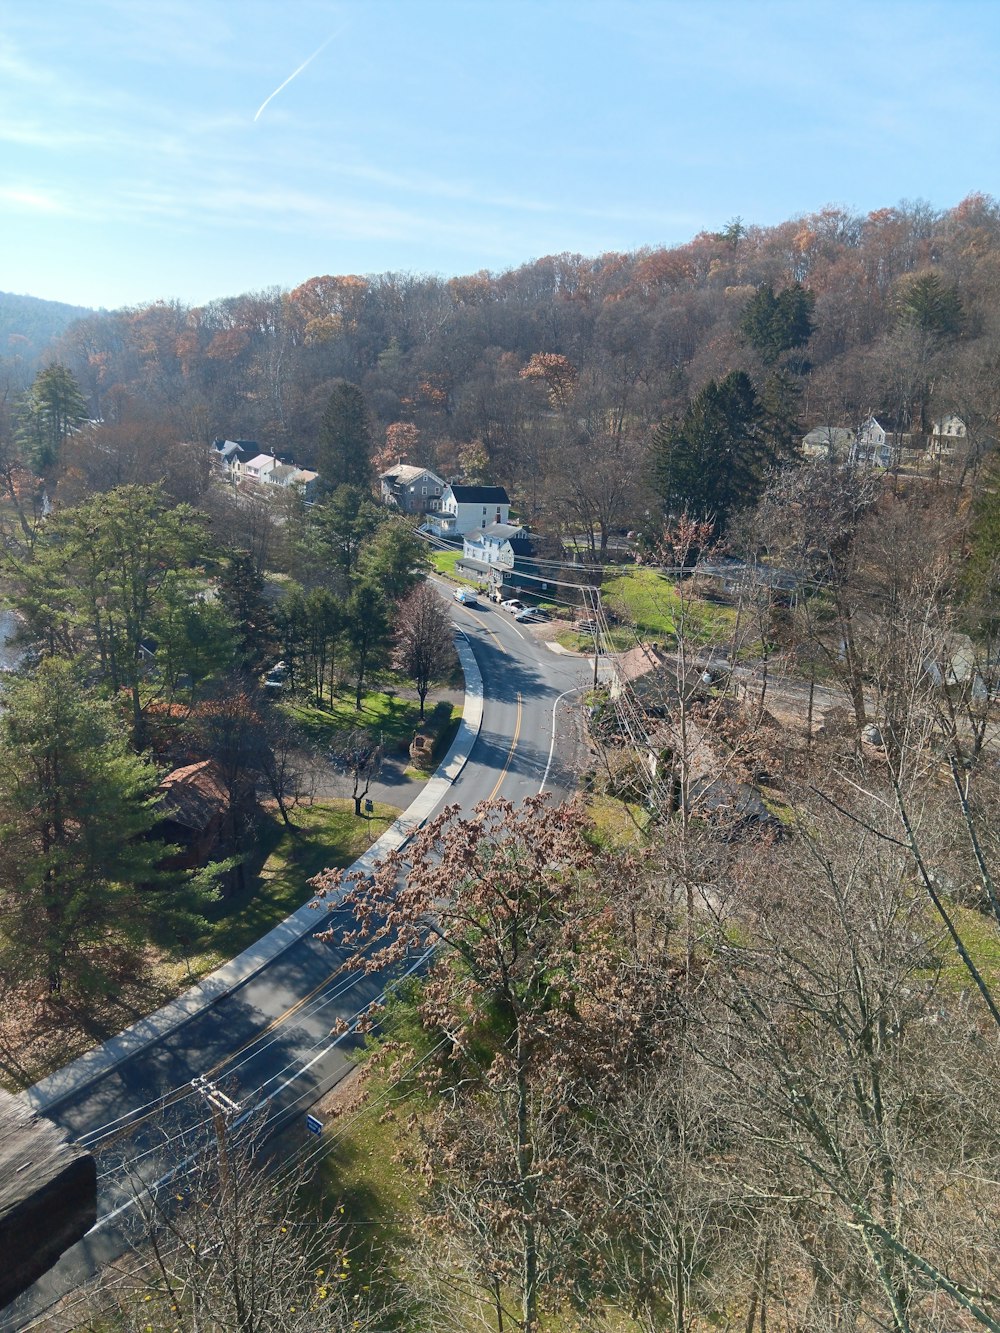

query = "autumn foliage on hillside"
[6,196,991,517]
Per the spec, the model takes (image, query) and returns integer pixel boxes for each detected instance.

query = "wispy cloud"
[0,186,72,215]
[253,30,340,122]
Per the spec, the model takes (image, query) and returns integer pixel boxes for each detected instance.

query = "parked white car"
[501,599,525,613]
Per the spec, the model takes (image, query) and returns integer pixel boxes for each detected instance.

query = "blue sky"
[2,0,998,311]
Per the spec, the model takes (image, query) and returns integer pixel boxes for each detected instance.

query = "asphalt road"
[6,598,591,1330]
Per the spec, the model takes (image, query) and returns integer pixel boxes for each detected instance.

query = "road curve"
[4,594,592,1329]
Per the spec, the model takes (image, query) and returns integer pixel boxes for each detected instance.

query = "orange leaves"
[205,328,250,362]
[287,274,369,342]
[519,352,578,409]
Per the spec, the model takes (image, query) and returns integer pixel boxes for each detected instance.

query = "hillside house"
[212,438,256,476]
[379,463,446,515]
[928,413,967,458]
[241,452,279,484]
[801,425,854,460]
[428,484,510,539]
[213,441,318,498]
[267,461,319,499]
[850,415,908,468]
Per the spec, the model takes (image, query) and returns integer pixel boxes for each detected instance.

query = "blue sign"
[305,1114,323,1136]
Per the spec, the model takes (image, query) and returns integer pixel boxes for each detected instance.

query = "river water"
[0,610,24,671]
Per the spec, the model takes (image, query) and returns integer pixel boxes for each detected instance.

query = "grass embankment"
[310,986,629,1333]
[602,567,736,644]
[932,898,1000,999]
[429,548,473,583]
[551,568,737,654]
[285,691,461,767]
[585,794,656,849]
[155,799,401,984]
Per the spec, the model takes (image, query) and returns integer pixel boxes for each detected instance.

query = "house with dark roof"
[428,483,510,538]
[212,438,254,476]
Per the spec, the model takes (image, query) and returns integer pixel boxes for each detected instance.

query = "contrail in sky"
[253,31,338,122]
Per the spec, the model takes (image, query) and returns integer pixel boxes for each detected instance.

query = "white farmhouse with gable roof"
[429,484,511,538]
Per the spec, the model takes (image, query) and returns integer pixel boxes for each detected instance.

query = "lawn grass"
[601,567,736,644]
[156,799,400,983]
[933,898,1000,998]
[554,626,633,654]
[284,690,458,755]
[429,548,467,580]
[585,794,655,849]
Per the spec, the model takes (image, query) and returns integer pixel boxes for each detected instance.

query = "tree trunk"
[516,1024,538,1333]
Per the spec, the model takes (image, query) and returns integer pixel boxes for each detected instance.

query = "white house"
[457,523,531,575]
[850,415,900,468]
[241,452,279,484]
[428,484,511,539]
[379,464,446,515]
[268,462,319,499]
[928,413,967,457]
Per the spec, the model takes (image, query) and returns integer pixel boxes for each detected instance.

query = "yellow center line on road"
[451,601,508,655]
[487,690,522,802]
[95,949,360,1145]
[100,599,525,1147]
[203,953,353,1081]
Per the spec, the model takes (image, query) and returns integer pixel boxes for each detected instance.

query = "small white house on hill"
[928,414,967,457]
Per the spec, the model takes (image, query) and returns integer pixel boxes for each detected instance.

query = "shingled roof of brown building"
[156,759,229,832]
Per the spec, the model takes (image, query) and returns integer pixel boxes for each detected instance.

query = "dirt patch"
[0,951,178,1093]
[314,1063,366,1119]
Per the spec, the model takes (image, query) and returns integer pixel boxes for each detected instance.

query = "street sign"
[364,799,374,813]
[305,1114,323,1136]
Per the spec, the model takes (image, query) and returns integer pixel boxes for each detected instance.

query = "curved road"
[6,598,591,1329]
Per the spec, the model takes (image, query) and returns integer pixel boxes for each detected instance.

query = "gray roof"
[470,523,524,542]
[802,426,854,446]
[381,464,443,486]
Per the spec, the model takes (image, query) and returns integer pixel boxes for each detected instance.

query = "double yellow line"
[487,691,522,801]
[100,614,525,1148]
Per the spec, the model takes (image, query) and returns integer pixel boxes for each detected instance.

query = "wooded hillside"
[1,199,986,499]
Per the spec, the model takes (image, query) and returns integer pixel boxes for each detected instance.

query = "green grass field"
[429,548,468,580]
[285,690,458,753]
[601,567,736,645]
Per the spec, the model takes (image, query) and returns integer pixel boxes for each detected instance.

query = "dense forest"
[4,194,1000,542]
[5,196,1000,1332]
[0,290,93,369]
